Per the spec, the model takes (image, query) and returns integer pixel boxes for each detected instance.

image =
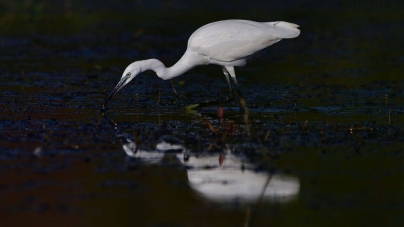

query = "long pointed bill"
[103,74,131,108]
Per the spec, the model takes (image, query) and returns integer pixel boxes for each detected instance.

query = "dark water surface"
[1,0,403,226]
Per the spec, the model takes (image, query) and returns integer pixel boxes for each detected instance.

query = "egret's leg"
[230,76,244,99]
[224,66,239,91]
[224,66,249,114]
[190,67,235,109]
[222,66,235,100]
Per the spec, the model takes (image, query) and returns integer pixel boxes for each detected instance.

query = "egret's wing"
[188,20,300,63]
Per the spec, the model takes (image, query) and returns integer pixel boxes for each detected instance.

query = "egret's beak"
[103,74,131,108]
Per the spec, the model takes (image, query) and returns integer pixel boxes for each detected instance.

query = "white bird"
[103,19,300,110]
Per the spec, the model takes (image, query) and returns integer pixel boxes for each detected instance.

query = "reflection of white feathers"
[120,135,185,164]
[119,134,299,203]
[187,170,299,202]
[156,141,185,152]
[176,152,246,168]
[120,137,164,164]
[180,153,300,203]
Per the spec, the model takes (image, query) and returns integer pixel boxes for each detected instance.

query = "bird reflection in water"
[118,134,184,164]
[116,132,300,204]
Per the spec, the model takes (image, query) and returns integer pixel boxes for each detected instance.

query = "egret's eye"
[126,72,131,76]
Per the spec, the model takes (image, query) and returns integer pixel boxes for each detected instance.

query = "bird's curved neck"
[141,52,197,80]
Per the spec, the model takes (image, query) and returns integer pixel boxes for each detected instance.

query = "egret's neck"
[141,52,198,80]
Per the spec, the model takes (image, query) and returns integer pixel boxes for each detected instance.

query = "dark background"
[0,1,403,227]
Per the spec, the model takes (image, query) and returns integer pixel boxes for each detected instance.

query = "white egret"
[103,19,300,110]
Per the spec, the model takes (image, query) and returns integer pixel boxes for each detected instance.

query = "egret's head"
[103,62,142,108]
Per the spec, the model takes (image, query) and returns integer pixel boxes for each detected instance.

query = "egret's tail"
[267,21,300,39]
